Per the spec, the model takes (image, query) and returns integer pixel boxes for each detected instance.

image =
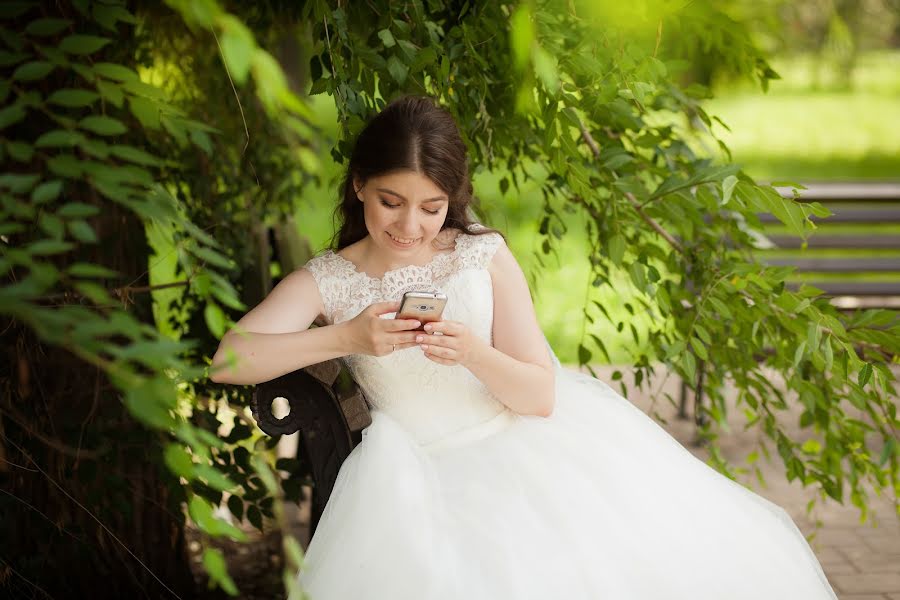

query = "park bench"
[252,358,369,536]
[678,182,900,426]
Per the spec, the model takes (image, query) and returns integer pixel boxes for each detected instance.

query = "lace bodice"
[303,225,508,445]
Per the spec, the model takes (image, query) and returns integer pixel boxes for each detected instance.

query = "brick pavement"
[592,365,900,599]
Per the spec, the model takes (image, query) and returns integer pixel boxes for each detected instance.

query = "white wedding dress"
[295,226,838,600]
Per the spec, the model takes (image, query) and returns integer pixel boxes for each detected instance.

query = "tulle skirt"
[295,368,838,600]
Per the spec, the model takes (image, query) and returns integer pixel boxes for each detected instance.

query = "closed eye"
[380,198,441,215]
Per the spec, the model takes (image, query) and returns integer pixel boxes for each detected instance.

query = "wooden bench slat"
[767,234,900,249]
[787,281,900,296]
[764,257,900,272]
[757,207,900,224]
[776,183,900,203]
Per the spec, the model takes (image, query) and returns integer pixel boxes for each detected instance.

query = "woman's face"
[355,169,450,256]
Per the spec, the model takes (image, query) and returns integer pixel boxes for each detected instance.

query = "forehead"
[370,170,446,200]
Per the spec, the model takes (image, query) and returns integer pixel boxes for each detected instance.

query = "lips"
[387,232,420,246]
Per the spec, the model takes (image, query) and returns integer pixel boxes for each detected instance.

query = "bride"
[211,96,838,599]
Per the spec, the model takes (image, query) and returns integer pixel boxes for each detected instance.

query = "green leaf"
[509,3,534,71]
[129,94,160,129]
[386,55,408,84]
[577,344,592,364]
[31,180,63,204]
[246,505,262,531]
[188,495,247,541]
[12,61,55,81]
[95,79,124,107]
[189,246,234,269]
[0,103,26,129]
[59,34,111,55]
[219,15,255,85]
[7,141,33,162]
[25,18,70,36]
[202,548,239,596]
[79,115,127,136]
[792,341,807,368]
[194,464,237,492]
[227,494,244,522]
[109,144,162,166]
[689,336,708,361]
[35,129,84,148]
[48,88,99,107]
[57,202,98,218]
[68,220,97,243]
[721,175,737,206]
[800,439,821,454]
[378,29,396,48]
[164,443,194,479]
[0,173,39,193]
[204,301,226,338]
[123,378,176,429]
[93,62,138,82]
[532,45,559,93]
[681,351,696,383]
[607,234,625,266]
[28,239,74,255]
[47,154,83,178]
[92,4,137,31]
[858,363,872,388]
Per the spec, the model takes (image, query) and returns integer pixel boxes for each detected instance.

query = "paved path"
[590,365,900,599]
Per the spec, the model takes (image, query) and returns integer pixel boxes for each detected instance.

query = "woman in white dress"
[211,96,838,599]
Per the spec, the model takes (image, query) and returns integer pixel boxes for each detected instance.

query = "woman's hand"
[343,301,422,357]
[417,320,486,367]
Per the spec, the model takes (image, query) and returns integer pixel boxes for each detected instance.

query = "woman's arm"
[210,268,422,385]
[467,242,556,417]
[209,268,347,385]
[419,239,556,416]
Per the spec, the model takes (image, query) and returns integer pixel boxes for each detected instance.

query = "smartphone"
[396,291,447,332]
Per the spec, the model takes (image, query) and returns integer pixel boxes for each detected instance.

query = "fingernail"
[413,321,421,328]
[416,335,423,342]
[424,324,432,331]
[420,344,428,350]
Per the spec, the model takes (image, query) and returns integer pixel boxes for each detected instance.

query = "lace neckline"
[327,229,465,283]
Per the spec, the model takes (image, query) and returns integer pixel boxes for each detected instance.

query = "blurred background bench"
[679,182,900,427]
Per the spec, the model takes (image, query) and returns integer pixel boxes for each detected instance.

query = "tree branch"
[577,118,685,255]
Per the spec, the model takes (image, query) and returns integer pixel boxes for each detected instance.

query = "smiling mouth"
[387,232,420,245]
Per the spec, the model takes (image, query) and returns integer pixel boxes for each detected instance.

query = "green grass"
[702,51,900,182]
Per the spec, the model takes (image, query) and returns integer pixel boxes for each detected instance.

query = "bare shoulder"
[486,236,519,277]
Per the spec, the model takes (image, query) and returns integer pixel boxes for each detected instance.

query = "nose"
[395,210,421,236]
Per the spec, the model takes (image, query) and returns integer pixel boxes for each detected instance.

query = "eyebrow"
[376,187,448,203]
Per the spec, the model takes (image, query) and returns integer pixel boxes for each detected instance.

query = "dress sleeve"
[303,252,343,325]
[457,224,506,271]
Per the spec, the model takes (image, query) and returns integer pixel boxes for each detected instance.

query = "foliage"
[2,0,898,598]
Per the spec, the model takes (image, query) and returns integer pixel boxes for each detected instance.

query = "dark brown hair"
[330,95,502,250]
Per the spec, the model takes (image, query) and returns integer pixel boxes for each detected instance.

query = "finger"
[370,301,401,316]
[422,350,456,366]
[385,318,421,332]
[420,343,455,358]
[424,320,459,335]
[417,334,455,349]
